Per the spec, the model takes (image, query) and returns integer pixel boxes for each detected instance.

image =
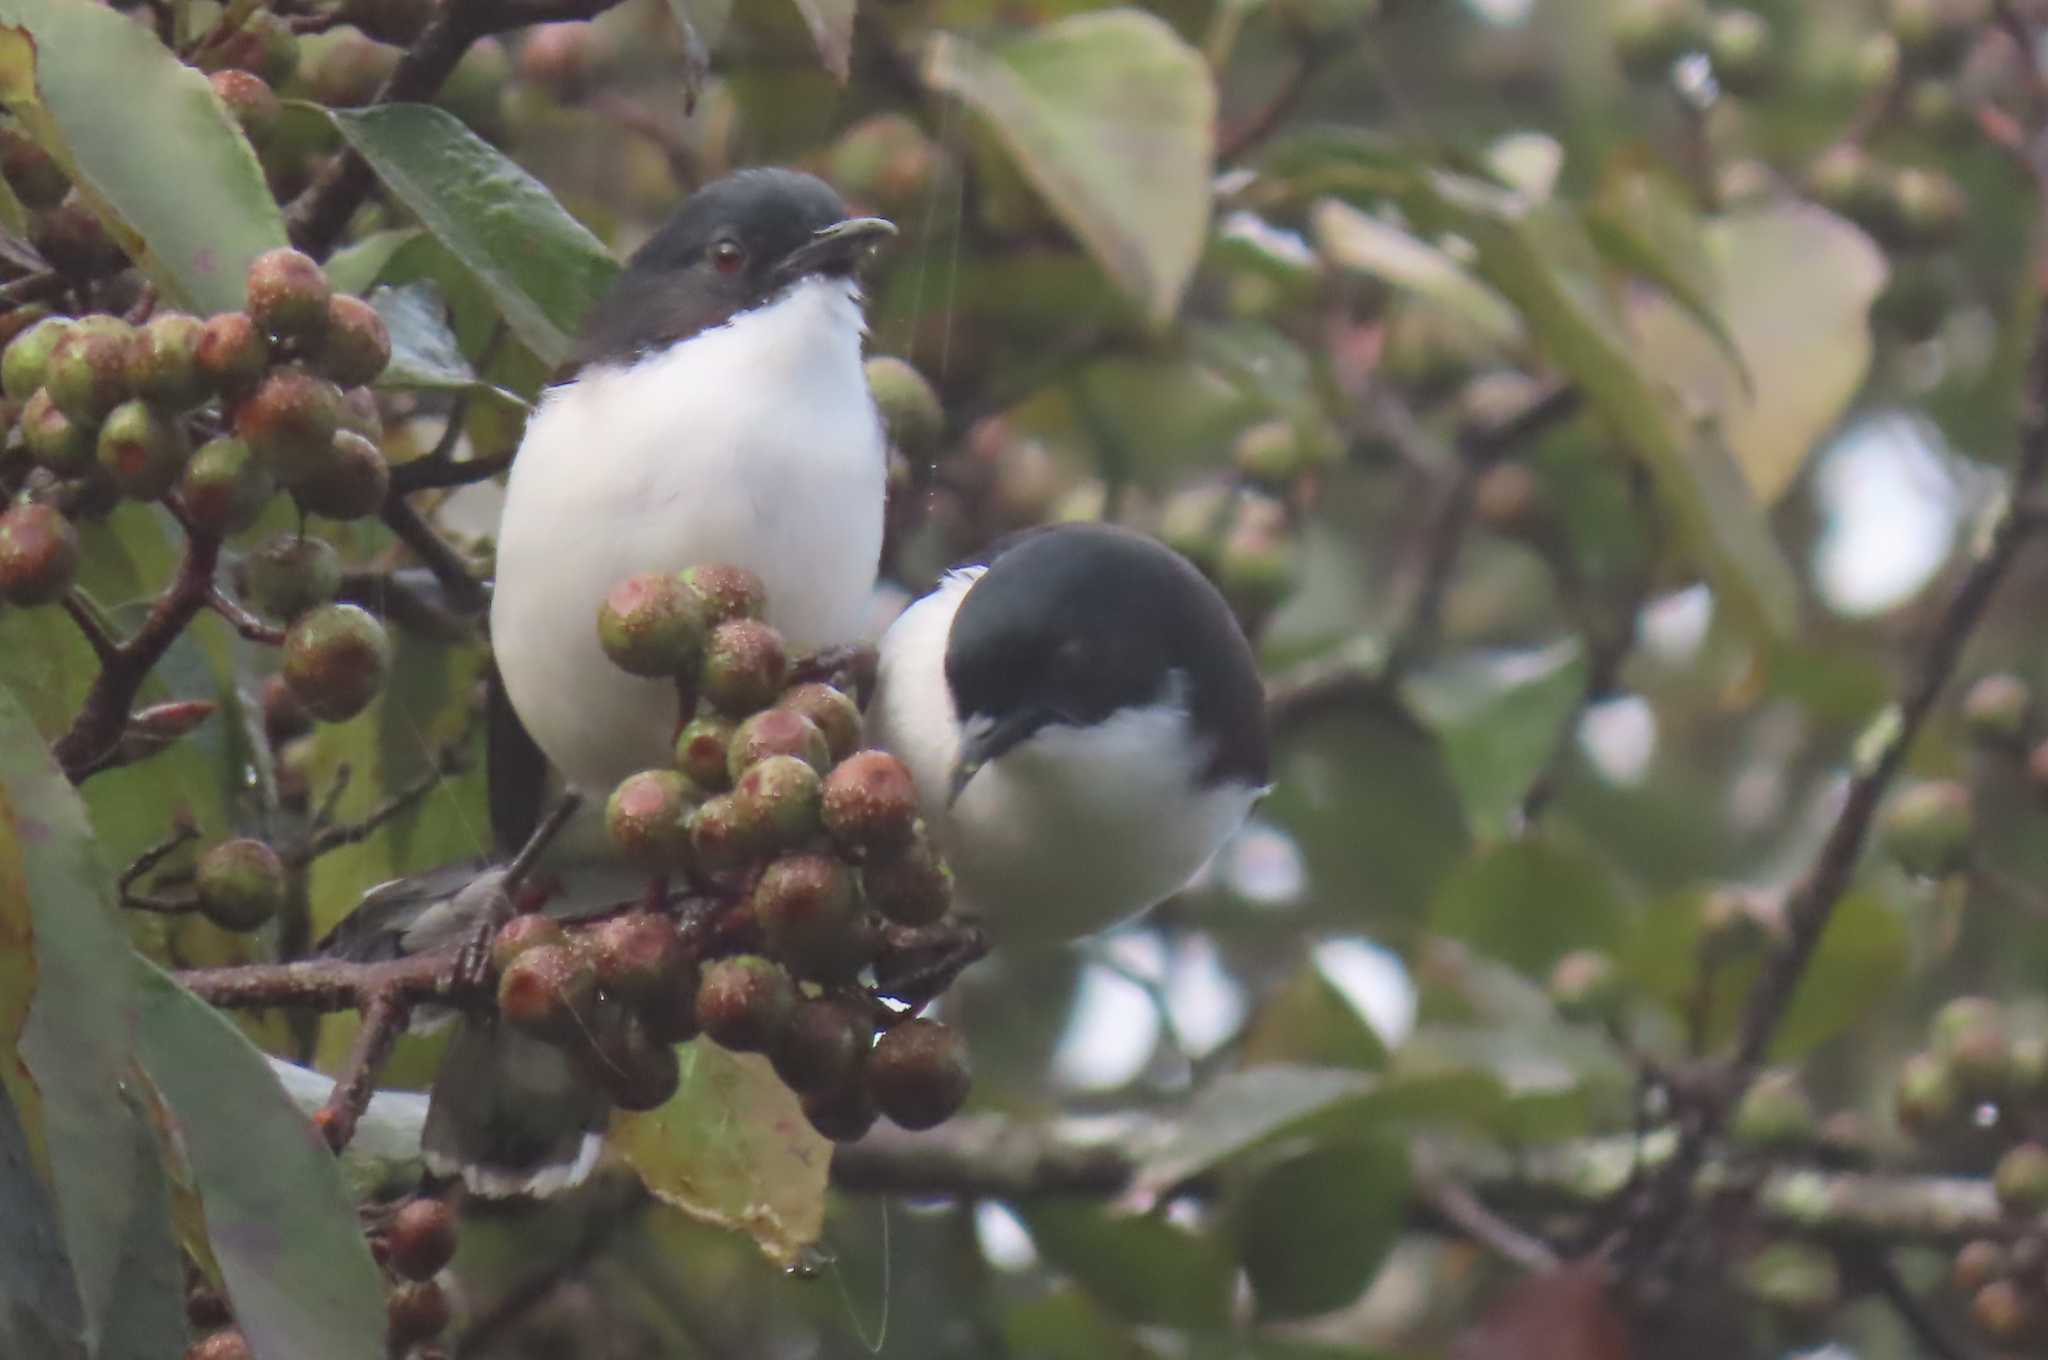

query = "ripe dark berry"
[695,954,796,1053]
[583,1012,682,1112]
[860,829,952,928]
[292,429,389,521]
[679,562,767,624]
[497,942,597,1042]
[178,436,276,536]
[184,1331,254,1360]
[491,913,567,975]
[605,769,700,871]
[596,572,707,678]
[313,294,391,387]
[196,312,269,397]
[673,712,736,790]
[867,1018,970,1130]
[700,617,789,714]
[282,603,390,722]
[386,1279,452,1346]
[96,399,190,500]
[772,998,872,1097]
[750,852,866,980]
[727,707,831,781]
[1970,1277,2039,1345]
[821,750,920,854]
[209,69,282,146]
[0,502,80,606]
[386,1198,457,1281]
[195,838,287,932]
[586,911,688,1005]
[639,958,704,1045]
[779,682,862,763]
[234,367,342,485]
[246,247,332,345]
[243,533,342,620]
[801,1079,879,1143]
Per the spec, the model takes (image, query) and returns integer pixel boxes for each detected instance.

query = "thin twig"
[118,821,201,898]
[59,590,120,665]
[315,991,414,1154]
[1418,1172,1561,1273]
[387,447,514,496]
[285,736,472,868]
[381,497,489,614]
[206,586,286,646]
[1851,1247,1984,1360]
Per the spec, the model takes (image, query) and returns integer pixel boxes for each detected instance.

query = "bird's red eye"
[711,240,746,274]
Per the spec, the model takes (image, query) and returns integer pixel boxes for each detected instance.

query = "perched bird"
[870,522,1271,948]
[319,168,896,1197]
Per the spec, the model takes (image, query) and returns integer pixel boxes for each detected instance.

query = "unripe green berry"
[1890,166,1966,252]
[687,792,773,874]
[45,318,134,426]
[1897,1050,1960,1135]
[1880,779,1973,877]
[246,247,332,346]
[20,388,93,474]
[864,355,943,459]
[128,312,211,410]
[1612,0,1707,80]
[702,617,791,715]
[243,533,342,620]
[605,769,699,871]
[695,954,796,1052]
[194,838,287,932]
[860,827,952,927]
[1731,1069,1818,1150]
[282,603,390,722]
[2,315,70,402]
[1233,418,1317,486]
[96,399,190,500]
[868,1018,971,1130]
[178,436,275,536]
[779,683,862,763]
[1707,9,1773,96]
[497,942,597,1042]
[732,754,824,851]
[727,708,831,782]
[679,562,767,625]
[597,572,707,679]
[1996,1141,2048,1216]
[1736,1241,1840,1319]
[0,502,80,605]
[673,713,737,790]
[292,429,389,521]
[1963,673,2031,744]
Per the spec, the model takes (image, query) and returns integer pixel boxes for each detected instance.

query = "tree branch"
[313,990,413,1154]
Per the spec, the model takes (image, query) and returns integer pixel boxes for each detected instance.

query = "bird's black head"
[570,168,894,372]
[943,523,1271,800]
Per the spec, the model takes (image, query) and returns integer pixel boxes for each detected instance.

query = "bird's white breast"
[492,276,886,796]
[870,569,1259,947]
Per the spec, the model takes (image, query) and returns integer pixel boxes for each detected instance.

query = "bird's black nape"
[943,523,1271,788]
[567,168,885,374]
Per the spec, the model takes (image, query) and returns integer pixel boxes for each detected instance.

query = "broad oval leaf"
[1313,198,1524,345]
[327,103,619,369]
[610,1042,829,1267]
[925,10,1215,328]
[1403,641,1589,840]
[1235,1136,1410,1320]
[1430,838,1631,977]
[0,5,286,313]
[1021,1202,1234,1331]
[133,960,388,1360]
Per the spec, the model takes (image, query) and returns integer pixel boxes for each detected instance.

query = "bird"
[868,522,1271,949]
[318,168,896,1197]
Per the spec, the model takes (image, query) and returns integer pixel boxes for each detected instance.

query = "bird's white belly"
[492,278,885,796]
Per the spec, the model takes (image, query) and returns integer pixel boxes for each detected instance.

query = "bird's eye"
[711,240,746,274]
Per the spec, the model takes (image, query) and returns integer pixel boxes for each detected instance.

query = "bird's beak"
[776,216,897,282]
[946,707,1055,806]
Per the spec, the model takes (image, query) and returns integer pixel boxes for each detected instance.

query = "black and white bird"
[869,523,1271,948]
[320,168,896,1197]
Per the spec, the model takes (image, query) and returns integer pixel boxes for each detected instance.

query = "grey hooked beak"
[776,216,897,282]
[947,707,1058,807]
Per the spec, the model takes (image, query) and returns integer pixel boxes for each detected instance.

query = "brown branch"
[51,530,223,783]
[118,820,200,899]
[1218,41,1338,163]
[206,585,286,646]
[285,733,472,868]
[59,590,119,665]
[1848,1247,1984,1360]
[176,950,487,1013]
[314,991,414,1154]
[381,497,489,615]
[387,447,514,496]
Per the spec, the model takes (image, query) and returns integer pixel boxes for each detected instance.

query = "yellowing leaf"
[926,11,1215,329]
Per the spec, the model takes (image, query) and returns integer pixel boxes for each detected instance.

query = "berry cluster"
[486,562,971,1143]
[184,1195,459,1360]
[1,245,396,722]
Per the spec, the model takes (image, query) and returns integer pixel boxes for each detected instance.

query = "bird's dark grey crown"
[568,168,857,373]
[943,523,1271,786]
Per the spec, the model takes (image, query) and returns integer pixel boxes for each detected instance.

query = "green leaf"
[368,280,526,412]
[327,103,619,369]
[0,5,285,313]
[322,226,422,296]
[1021,1203,1233,1330]
[1403,641,1588,839]
[1430,838,1630,977]
[1586,158,1747,382]
[925,10,1215,329]
[1625,202,1887,506]
[789,0,853,81]
[609,1043,829,1267]
[1312,198,1523,344]
[0,1078,87,1360]
[0,684,186,1357]
[1001,1289,1151,1360]
[1235,1137,1409,1320]
[1137,1065,1375,1196]
[132,960,388,1360]
[1238,961,1390,1072]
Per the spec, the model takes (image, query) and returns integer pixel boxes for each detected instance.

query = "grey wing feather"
[420,1016,610,1199]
